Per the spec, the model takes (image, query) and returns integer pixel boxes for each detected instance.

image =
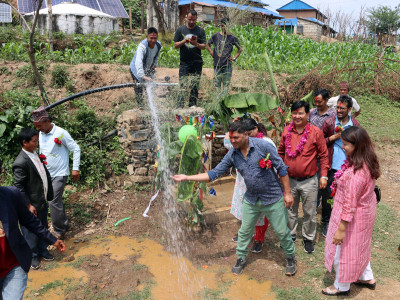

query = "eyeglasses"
[337,106,349,111]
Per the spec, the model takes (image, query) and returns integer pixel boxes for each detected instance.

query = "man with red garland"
[0,186,65,299]
[321,95,360,237]
[172,120,298,276]
[12,128,57,270]
[278,101,329,254]
[32,106,81,240]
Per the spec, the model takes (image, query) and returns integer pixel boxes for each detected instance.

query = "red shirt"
[0,223,19,278]
[278,124,329,178]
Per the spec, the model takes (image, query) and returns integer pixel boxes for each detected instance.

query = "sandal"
[354,280,376,290]
[321,286,350,296]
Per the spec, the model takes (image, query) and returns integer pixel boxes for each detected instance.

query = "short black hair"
[315,89,330,100]
[187,9,197,16]
[337,95,353,108]
[147,27,158,35]
[241,118,258,131]
[291,100,310,113]
[18,128,38,146]
[229,120,246,133]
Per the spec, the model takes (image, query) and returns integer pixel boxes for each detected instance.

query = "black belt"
[290,175,316,182]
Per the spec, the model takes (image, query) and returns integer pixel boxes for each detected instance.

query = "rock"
[64,254,75,262]
[127,164,134,175]
[84,229,96,235]
[89,262,99,267]
[124,181,133,187]
[215,148,227,155]
[69,246,75,250]
[73,239,81,243]
[135,167,148,176]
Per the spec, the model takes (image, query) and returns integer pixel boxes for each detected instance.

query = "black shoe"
[41,252,54,261]
[303,239,314,254]
[252,241,263,253]
[31,257,41,270]
[285,256,297,276]
[322,223,329,237]
[292,236,297,243]
[232,235,238,243]
[232,258,247,275]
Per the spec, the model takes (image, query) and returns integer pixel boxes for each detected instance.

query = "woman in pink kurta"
[322,126,380,296]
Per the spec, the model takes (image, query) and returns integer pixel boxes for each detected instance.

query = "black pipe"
[44,81,178,111]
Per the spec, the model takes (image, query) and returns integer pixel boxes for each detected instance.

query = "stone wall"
[298,19,323,42]
[117,107,228,184]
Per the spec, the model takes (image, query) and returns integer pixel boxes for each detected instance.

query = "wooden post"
[48,0,53,52]
[129,6,132,32]
[141,2,145,34]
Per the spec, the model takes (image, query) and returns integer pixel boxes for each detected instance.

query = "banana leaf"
[223,93,279,116]
[177,135,203,202]
[301,90,315,108]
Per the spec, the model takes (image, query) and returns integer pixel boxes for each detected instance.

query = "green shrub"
[51,64,70,88]
[15,63,47,87]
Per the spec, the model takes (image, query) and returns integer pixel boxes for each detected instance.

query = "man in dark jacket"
[0,186,64,299]
[12,128,55,270]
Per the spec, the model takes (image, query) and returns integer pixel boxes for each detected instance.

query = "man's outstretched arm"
[171,173,210,182]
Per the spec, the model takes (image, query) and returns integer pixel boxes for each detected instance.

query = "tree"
[366,5,400,35]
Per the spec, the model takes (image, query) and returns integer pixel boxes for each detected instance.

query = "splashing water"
[145,84,203,298]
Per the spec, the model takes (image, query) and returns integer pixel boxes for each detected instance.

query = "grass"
[357,93,400,142]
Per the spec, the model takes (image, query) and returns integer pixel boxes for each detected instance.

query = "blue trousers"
[0,266,27,300]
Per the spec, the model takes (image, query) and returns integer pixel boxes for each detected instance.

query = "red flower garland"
[285,122,311,158]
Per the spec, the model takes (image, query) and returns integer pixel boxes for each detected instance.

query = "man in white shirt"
[32,107,81,240]
[327,81,361,118]
[129,27,161,106]
[12,128,55,269]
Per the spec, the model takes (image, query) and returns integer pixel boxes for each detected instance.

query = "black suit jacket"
[0,186,57,273]
[12,150,54,211]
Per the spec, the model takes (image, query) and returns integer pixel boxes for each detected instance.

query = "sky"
[262,0,398,16]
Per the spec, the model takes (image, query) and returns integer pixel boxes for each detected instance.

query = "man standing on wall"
[206,18,242,98]
[174,9,206,107]
[32,107,81,240]
[130,27,162,107]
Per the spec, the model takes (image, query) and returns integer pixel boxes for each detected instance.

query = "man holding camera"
[174,9,206,107]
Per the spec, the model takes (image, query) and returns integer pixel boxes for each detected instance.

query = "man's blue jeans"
[0,266,27,300]
[214,64,232,98]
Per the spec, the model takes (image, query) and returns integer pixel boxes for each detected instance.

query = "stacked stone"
[117,110,157,183]
[117,107,229,183]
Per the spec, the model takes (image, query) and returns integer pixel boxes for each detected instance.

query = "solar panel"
[0,3,12,23]
[17,0,128,18]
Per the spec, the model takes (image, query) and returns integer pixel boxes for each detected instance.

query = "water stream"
[145,84,201,298]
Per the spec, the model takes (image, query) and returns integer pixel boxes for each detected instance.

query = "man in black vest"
[174,9,206,107]
[12,128,55,270]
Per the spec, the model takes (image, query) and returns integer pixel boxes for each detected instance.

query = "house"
[18,0,128,35]
[177,0,283,28]
[275,0,336,41]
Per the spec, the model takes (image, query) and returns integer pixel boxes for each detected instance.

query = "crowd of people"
[130,10,242,107]
[1,11,383,299]
[172,86,381,296]
[1,107,80,299]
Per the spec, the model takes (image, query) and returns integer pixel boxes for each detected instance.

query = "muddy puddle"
[26,235,275,299]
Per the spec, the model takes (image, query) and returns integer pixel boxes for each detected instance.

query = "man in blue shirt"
[171,121,297,276]
[321,96,360,237]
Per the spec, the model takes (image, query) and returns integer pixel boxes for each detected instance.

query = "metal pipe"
[45,82,178,111]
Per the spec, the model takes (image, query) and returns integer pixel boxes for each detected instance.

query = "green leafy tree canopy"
[367,5,400,34]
